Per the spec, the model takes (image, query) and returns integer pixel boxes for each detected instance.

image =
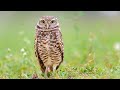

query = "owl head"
[36,16,59,31]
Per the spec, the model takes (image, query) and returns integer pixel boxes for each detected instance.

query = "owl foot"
[32,72,39,79]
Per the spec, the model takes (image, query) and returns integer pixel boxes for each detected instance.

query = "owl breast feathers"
[34,16,64,76]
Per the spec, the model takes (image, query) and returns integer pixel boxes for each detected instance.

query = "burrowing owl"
[34,16,64,77]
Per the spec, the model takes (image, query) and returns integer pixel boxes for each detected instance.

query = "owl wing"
[60,41,64,61]
[56,31,64,70]
[58,31,64,62]
[34,35,46,73]
[34,36,38,58]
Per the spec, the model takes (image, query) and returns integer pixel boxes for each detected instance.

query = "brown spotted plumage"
[34,16,64,77]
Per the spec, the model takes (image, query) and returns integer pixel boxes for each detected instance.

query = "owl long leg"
[51,64,59,78]
[53,63,61,71]
[44,68,48,78]
[44,66,51,78]
[53,64,57,72]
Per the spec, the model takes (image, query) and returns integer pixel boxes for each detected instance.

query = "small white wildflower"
[110,69,113,72]
[5,54,13,59]
[20,48,25,53]
[7,48,11,52]
[114,42,120,51]
[23,52,27,56]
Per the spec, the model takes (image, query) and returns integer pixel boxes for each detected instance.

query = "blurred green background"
[0,11,120,78]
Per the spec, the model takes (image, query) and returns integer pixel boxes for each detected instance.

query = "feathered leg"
[44,66,51,78]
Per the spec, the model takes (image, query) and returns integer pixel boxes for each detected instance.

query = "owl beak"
[46,24,49,29]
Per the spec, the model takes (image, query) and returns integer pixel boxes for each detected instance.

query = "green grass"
[0,12,120,79]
